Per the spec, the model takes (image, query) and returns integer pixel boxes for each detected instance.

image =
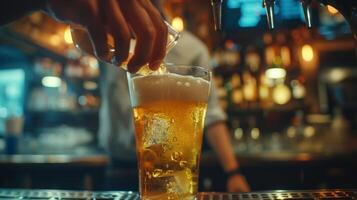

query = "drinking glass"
[127,65,211,200]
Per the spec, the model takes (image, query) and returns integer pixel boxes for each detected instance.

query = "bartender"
[1,0,249,192]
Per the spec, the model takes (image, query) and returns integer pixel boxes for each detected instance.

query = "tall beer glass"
[127,65,211,200]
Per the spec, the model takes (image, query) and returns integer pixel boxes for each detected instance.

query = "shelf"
[26,109,99,115]
[227,102,306,116]
[0,29,69,63]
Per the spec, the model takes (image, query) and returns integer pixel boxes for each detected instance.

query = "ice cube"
[172,170,191,195]
[143,113,171,147]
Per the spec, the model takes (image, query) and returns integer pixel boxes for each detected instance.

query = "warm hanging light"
[301,44,314,62]
[265,68,286,80]
[42,76,61,88]
[64,27,73,44]
[251,128,260,140]
[329,69,347,83]
[272,84,291,105]
[327,5,338,15]
[84,81,98,90]
[172,17,184,32]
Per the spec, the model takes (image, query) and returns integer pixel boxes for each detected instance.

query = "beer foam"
[130,73,210,106]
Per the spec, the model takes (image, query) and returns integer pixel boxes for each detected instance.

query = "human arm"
[206,122,250,192]
[205,79,250,192]
[192,41,250,192]
[0,0,167,72]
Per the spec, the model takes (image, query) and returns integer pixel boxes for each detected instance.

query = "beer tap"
[210,0,357,38]
[301,0,313,28]
[263,0,275,30]
[211,0,223,31]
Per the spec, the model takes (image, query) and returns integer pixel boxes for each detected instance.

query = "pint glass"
[127,65,211,200]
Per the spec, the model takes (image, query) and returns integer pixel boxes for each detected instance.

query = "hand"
[226,174,250,193]
[46,0,168,73]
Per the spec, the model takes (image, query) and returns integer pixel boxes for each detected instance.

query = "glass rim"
[164,63,211,72]
[127,63,212,78]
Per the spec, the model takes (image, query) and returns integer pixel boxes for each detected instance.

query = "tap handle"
[301,0,313,28]
[211,0,223,31]
[263,0,275,29]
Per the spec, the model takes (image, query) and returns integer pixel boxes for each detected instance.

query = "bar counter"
[0,188,356,199]
[1,134,357,190]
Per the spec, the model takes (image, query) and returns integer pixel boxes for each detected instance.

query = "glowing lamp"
[172,17,184,32]
[42,76,61,88]
[265,68,286,80]
[301,44,314,62]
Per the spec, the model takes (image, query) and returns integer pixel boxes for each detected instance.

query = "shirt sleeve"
[193,45,227,127]
[98,64,137,160]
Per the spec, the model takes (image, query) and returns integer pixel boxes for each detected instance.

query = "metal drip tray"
[0,189,356,200]
[0,190,138,200]
[200,190,357,199]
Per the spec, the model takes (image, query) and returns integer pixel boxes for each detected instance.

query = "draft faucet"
[211,0,223,31]
[210,0,357,38]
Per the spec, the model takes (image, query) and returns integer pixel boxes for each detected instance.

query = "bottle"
[245,46,262,108]
[245,46,261,73]
[291,79,306,99]
[263,32,276,66]
[214,75,229,110]
[242,69,258,108]
[230,73,244,107]
[276,32,292,68]
[259,73,272,108]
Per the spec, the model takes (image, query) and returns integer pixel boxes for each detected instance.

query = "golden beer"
[129,71,210,200]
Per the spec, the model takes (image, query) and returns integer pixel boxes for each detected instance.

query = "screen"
[224,0,305,30]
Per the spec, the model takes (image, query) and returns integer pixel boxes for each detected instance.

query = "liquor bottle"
[214,75,229,110]
[243,46,261,108]
[276,32,292,68]
[259,73,272,108]
[245,46,261,73]
[230,73,244,107]
[242,69,258,108]
[263,33,276,66]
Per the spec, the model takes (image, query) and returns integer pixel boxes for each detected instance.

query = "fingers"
[86,23,109,61]
[51,0,167,72]
[138,0,168,70]
[119,0,156,73]
[85,1,109,61]
[105,0,131,65]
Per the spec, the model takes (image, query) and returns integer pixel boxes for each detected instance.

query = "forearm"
[206,122,239,172]
[0,0,48,26]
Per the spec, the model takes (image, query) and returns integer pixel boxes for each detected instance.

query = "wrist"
[225,168,243,179]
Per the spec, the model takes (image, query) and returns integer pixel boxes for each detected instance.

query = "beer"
[130,72,210,200]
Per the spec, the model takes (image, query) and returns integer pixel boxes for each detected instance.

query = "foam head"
[130,73,210,107]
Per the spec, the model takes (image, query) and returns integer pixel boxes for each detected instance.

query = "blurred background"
[0,0,356,192]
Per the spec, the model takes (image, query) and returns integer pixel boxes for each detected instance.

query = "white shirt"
[98,31,226,160]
